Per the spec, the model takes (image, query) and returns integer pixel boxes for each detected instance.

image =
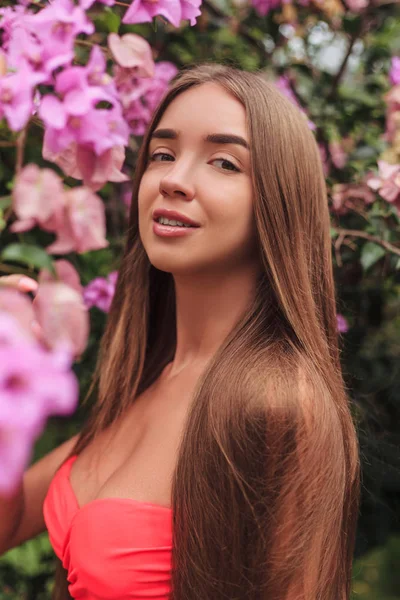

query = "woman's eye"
[149,152,174,162]
[212,158,240,172]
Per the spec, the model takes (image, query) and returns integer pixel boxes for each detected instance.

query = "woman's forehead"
[157,83,248,138]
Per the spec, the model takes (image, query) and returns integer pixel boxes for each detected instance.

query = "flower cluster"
[0,311,79,494]
[0,263,90,494]
[0,0,197,193]
[109,34,178,136]
[11,164,108,254]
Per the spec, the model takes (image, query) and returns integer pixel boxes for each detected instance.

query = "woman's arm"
[0,433,79,555]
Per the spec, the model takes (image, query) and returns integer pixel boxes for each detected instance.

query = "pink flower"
[336,314,349,333]
[389,57,400,86]
[366,160,400,211]
[329,139,348,170]
[116,61,178,135]
[331,183,375,215]
[43,141,128,192]
[122,0,202,27]
[45,187,108,255]
[54,45,117,104]
[0,6,28,50]
[108,33,154,78]
[38,45,128,157]
[383,85,400,144]
[39,260,83,296]
[181,0,203,25]
[41,99,129,157]
[251,0,282,17]
[0,313,78,494]
[0,64,41,131]
[33,282,89,358]
[11,164,65,232]
[344,0,368,11]
[79,0,115,7]
[0,290,35,343]
[29,0,94,42]
[145,61,178,111]
[11,0,95,81]
[83,271,118,313]
[10,165,108,254]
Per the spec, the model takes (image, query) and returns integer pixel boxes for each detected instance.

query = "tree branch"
[15,127,28,175]
[326,10,377,101]
[335,227,400,257]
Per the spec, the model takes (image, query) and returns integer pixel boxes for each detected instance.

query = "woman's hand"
[0,274,38,294]
[0,275,42,339]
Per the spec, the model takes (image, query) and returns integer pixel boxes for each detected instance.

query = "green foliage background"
[0,0,400,597]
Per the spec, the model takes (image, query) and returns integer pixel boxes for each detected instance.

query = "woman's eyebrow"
[150,128,249,150]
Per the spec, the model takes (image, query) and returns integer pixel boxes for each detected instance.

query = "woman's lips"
[153,221,200,237]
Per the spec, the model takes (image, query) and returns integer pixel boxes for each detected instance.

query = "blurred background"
[0,0,399,598]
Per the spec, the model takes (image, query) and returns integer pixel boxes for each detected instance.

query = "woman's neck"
[167,264,260,378]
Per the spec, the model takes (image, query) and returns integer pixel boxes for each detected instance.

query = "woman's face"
[138,82,259,277]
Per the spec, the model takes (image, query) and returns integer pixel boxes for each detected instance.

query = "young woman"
[0,63,360,600]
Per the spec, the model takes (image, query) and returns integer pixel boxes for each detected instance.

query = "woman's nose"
[159,165,195,201]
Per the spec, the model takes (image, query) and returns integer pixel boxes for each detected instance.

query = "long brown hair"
[54,63,360,600]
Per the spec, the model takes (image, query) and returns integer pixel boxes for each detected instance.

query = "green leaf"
[360,242,386,272]
[1,243,55,273]
[330,227,339,239]
[0,533,52,577]
[395,257,400,270]
[0,195,12,210]
[94,7,121,33]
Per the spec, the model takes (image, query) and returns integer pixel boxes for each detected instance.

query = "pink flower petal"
[33,282,89,357]
[108,33,154,77]
[39,95,67,129]
[39,260,83,295]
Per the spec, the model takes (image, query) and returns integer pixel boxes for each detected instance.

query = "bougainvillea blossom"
[45,187,108,254]
[39,260,83,296]
[251,0,282,17]
[336,314,349,333]
[366,160,400,211]
[0,64,41,131]
[55,45,117,104]
[33,282,89,357]
[116,61,178,135]
[331,183,375,216]
[11,164,65,230]
[108,33,154,77]
[43,143,128,192]
[389,57,400,86]
[329,139,348,170]
[123,0,202,28]
[0,289,36,343]
[80,0,115,8]
[343,0,368,11]
[0,313,78,494]
[83,271,118,313]
[42,101,129,157]
[28,0,94,42]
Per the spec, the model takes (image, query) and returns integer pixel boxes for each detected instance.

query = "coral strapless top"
[43,455,173,600]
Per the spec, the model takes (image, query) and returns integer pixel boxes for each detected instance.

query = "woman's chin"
[148,256,193,275]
